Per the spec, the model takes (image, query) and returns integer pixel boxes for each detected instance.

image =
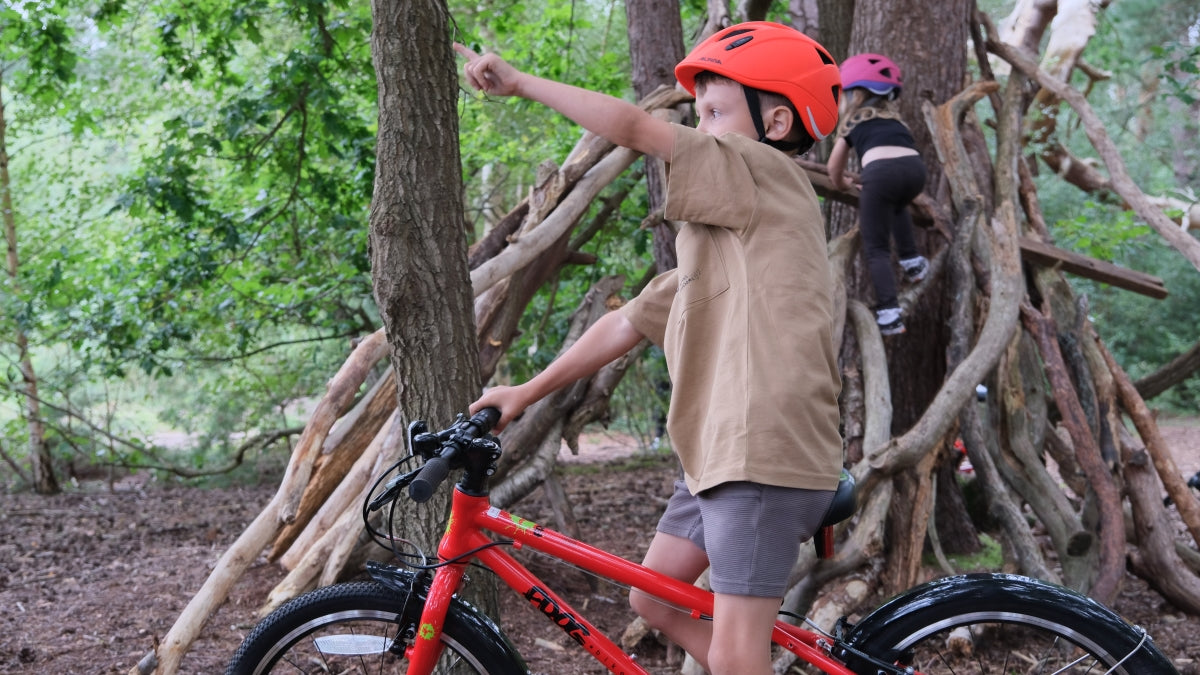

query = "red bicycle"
[227,409,1178,674]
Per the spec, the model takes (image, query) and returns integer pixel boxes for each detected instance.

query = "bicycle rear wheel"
[839,573,1178,674]
[226,580,526,675]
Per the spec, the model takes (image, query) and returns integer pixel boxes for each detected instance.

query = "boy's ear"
[763,105,797,142]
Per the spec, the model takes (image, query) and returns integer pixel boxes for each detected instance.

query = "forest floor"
[1,421,1199,674]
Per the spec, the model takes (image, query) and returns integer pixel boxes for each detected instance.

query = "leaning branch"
[1134,338,1200,401]
[986,36,1200,273]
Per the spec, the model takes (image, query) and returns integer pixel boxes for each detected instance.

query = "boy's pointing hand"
[453,43,523,97]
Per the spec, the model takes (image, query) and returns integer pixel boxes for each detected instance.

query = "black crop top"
[845,117,916,156]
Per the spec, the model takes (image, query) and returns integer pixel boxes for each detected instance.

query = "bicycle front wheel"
[840,573,1178,674]
[226,580,526,675]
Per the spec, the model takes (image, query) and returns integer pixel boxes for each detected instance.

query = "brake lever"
[368,465,423,511]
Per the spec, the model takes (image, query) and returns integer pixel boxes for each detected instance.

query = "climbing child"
[826,53,928,335]
[459,22,844,675]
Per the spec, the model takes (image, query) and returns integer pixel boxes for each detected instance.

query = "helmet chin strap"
[742,85,802,152]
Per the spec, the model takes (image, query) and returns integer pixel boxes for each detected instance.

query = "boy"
[458,22,844,675]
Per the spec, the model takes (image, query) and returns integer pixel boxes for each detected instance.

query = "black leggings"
[859,155,926,309]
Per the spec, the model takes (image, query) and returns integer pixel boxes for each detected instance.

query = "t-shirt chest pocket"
[674,225,731,310]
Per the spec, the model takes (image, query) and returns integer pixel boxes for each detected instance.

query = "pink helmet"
[840,53,903,96]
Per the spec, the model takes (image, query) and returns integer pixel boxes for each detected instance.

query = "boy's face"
[694,79,759,140]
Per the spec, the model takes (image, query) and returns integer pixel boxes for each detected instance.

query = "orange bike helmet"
[675,21,841,143]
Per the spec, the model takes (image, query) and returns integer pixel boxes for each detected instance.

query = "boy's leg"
[700,482,835,674]
[709,593,781,675]
[630,531,713,669]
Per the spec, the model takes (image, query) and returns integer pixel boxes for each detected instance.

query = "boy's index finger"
[452,42,480,61]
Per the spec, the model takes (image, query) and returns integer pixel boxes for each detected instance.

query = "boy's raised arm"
[454,43,675,161]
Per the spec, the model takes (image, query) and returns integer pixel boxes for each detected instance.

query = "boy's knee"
[707,643,760,675]
[628,589,656,621]
[629,589,674,630]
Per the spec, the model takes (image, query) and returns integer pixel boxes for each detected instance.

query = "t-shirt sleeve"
[664,126,758,231]
[619,270,676,348]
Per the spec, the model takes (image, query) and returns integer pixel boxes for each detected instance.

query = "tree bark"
[625,0,684,272]
[1020,303,1124,603]
[1116,425,1200,614]
[368,0,494,616]
[270,368,396,561]
[277,410,399,572]
[1098,338,1200,549]
[1134,338,1200,401]
[274,330,390,526]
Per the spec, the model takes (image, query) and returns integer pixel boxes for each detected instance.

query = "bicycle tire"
[226,580,527,675]
[839,573,1178,674]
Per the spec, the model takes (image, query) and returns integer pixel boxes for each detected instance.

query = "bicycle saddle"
[820,470,857,528]
[814,470,856,559]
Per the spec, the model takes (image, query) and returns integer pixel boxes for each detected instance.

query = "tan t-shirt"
[621,125,843,494]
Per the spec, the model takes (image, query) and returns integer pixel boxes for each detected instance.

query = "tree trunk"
[0,80,57,495]
[625,0,684,272]
[368,0,492,611]
[830,0,971,596]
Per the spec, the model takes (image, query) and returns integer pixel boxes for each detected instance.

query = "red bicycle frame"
[401,485,864,675]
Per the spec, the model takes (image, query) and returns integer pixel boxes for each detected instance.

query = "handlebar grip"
[470,407,501,434]
[408,454,452,503]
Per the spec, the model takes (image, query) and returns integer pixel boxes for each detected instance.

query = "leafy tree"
[2,2,88,493]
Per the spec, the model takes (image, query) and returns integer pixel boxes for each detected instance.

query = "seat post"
[815,526,835,559]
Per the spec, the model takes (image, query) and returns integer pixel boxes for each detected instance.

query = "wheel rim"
[885,612,1141,674]
[256,608,491,674]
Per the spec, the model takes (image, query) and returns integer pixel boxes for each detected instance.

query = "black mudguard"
[838,572,1176,673]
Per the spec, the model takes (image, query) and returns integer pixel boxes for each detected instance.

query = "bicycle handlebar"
[408,407,501,503]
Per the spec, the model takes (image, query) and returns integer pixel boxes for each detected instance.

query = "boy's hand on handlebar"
[454,43,523,98]
[469,385,529,432]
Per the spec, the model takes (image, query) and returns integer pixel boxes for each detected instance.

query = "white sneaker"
[875,307,905,336]
[900,256,928,284]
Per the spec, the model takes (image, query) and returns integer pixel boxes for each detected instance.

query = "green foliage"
[96,0,379,374]
[2,0,382,483]
[0,0,667,485]
[1148,42,1200,106]
[1051,200,1149,260]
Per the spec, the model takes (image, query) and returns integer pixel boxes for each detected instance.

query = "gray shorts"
[656,480,835,597]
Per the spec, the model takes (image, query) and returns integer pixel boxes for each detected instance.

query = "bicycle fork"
[402,562,469,674]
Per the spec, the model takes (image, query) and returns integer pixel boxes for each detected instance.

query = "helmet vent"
[831,84,841,105]
[817,48,835,66]
[725,35,754,50]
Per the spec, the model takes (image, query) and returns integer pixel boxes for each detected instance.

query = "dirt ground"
[1,422,1199,674]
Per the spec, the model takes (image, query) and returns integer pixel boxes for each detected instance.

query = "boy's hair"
[693,71,816,156]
